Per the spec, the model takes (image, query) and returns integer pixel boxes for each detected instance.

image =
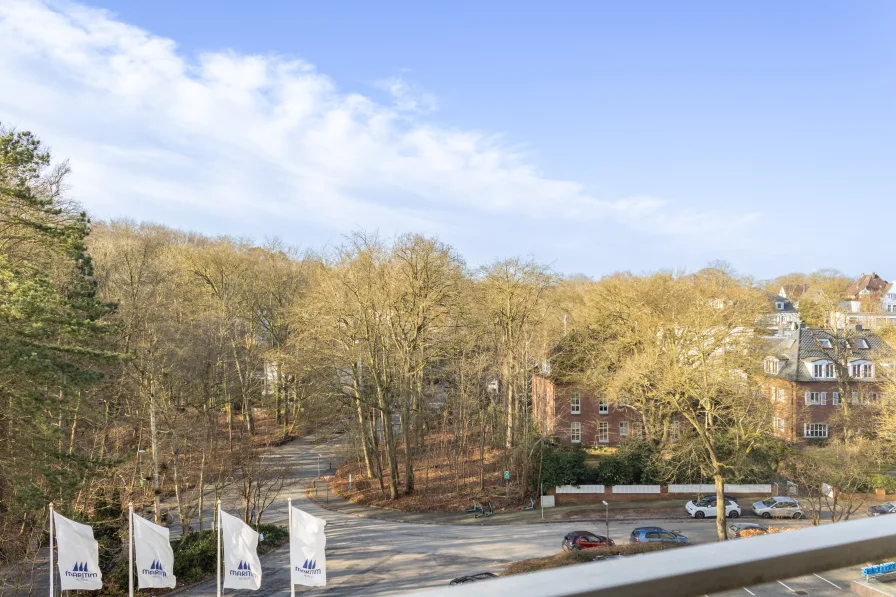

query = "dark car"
[728,522,768,538]
[449,572,497,585]
[868,502,896,516]
[562,530,615,551]
[629,527,689,544]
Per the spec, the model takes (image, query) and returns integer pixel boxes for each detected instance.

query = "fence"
[555,485,605,494]
[612,485,661,494]
[405,515,896,597]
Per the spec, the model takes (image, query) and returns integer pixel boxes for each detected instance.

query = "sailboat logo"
[296,559,321,575]
[142,559,167,577]
[230,561,256,578]
[65,562,98,579]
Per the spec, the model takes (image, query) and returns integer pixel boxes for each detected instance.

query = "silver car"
[752,496,803,519]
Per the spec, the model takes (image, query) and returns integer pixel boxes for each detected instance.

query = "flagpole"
[49,503,55,597]
[216,500,222,597]
[287,498,294,597]
[128,503,134,597]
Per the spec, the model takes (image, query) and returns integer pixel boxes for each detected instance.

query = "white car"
[751,496,803,519]
[685,497,741,519]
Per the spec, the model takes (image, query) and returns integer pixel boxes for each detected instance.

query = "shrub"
[502,542,684,576]
[869,474,896,494]
[540,447,586,489]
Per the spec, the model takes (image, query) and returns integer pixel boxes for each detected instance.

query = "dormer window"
[763,357,779,375]
[850,362,875,378]
[775,302,785,311]
[817,338,833,349]
[855,338,871,349]
[812,362,835,378]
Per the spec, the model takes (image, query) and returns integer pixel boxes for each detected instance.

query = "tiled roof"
[767,293,798,314]
[845,273,892,299]
[764,327,893,382]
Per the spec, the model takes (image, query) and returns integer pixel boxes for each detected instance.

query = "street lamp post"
[316,453,322,478]
[602,500,610,544]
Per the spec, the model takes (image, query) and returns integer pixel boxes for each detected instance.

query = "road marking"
[743,588,756,596]
[813,573,842,589]
[777,580,796,592]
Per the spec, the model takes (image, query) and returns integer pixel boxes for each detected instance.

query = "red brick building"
[761,326,893,441]
[531,375,677,447]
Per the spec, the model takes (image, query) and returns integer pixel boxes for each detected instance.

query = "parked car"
[562,530,615,551]
[868,502,896,516]
[629,527,689,544]
[751,497,803,519]
[690,494,739,505]
[685,497,741,519]
[449,572,497,585]
[728,522,768,538]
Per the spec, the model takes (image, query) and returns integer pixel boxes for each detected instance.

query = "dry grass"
[332,431,529,512]
[502,543,685,576]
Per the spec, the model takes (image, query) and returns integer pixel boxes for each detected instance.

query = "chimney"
[799,322,807,329]
[856,324,864,332]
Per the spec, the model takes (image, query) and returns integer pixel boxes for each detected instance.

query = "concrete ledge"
[851,579,896,597]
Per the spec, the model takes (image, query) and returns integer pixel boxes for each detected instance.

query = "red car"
[562,531,615,550]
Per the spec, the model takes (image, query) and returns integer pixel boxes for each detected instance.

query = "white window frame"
[776,301,785,311]
[598,399,609,415]
[805,392,826,406]
[669,420,680,441]
[804,423,828,439]
[832,392,841,406]
[571,392,581,415]
[773,417,786,433]
[812,362,835,379]
[598,421,609,444]
[774,388,787,403]
[570,421,581,444]
[619,421,629,436]
[764,357,779,375]
[817,338,833,349]
[632,421,644,439]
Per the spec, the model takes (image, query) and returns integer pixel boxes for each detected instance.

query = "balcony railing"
[407,515,896,597]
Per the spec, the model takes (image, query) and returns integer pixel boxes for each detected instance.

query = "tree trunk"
[714,471,728,541]
[402,405,415,494]
[198,448,206,533]
[379,400,400,499]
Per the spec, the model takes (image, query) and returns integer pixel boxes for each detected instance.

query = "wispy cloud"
[0,0,760,256]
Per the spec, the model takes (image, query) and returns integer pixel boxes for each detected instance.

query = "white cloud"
[0,0,759,256]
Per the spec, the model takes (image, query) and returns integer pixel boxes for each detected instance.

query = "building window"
[571,393,581,414]
[773,417,786,433]
[618,394,629,407]
[773,388,787,402]
[804,423,828,439]
[817,338,833,349]
[850,363,874,378]
[669,420,680,442]
[813,362,835,378]
[776,302,785,311]
[764,358,779,375]
[832,392,841,406]
[598,421,609,443]
[805,392,826,406]
[852,392,861,405]
[856,338,871,349]
[869,392,879,403]
[619,421,629,436]
[598,399,609,415]
[632,421,644,439]
[570,422,581,444]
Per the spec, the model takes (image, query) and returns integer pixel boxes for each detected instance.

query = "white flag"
[133,515,176,589]
[289,507,327,587]
[221,510,262,590]
[54,512,103,591]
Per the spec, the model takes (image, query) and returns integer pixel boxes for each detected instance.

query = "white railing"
[555,485,605,494]
[612,485,661,494]
[407,515,896,597]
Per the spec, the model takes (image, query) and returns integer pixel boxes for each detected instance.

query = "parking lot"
[712,566,859,597]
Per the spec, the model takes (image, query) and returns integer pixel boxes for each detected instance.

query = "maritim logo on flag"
[230,561,257,579]
[296,559,322,576]
[65,562,99,580]
[142,560,167,577]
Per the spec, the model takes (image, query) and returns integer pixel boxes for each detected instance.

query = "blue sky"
[1,1,895,279]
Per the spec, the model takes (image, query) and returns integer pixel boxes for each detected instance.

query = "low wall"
[550,484,774,506]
